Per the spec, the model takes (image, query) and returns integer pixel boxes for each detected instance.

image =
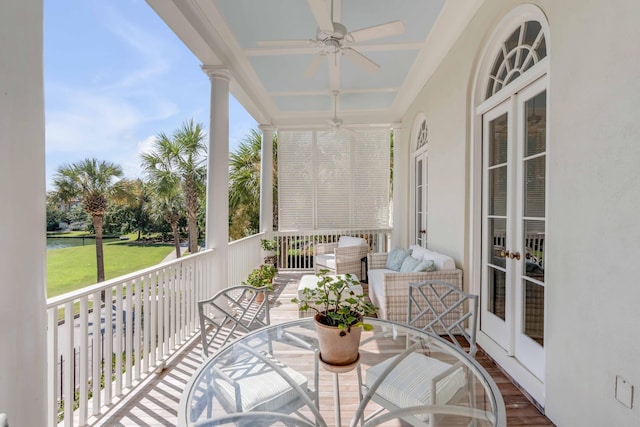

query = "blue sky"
[44,0,257,189]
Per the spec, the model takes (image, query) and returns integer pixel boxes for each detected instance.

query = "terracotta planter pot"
[254,291,265,303]
[314,313,362,366]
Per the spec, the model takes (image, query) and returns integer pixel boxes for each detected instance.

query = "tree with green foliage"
[45,193,69,231]
[141,119,206,254]
[149,176,185,258]
[228,129,278,240]
[52,158,130,283]
[124,179,152,239]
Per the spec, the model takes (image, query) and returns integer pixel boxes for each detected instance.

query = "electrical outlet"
[615,375,634,409]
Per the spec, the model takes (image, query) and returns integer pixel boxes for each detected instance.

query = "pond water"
[47,237,119,250]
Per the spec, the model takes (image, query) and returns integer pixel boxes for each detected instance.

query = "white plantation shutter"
[278,130,314,229]
[353,129,390,227]
[316,130,352,228]
[278,128,390,230]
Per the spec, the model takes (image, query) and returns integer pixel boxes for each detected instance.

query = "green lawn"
[47,240,174,298]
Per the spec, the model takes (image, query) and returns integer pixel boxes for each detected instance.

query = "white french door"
[414,151,428,247]
[481,76,547,381]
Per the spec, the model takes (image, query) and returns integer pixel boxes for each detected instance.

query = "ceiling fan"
[328,90,343,128]
[258,0,404,78]
[322,90,359,135]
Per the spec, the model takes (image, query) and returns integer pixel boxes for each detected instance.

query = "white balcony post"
[259,125,275,233]
[202,65,231,294]
[391,123,410,248]
[0,1,47,426]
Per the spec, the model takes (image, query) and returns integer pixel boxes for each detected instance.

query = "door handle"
[509,251,521,261]
[500,249,510,258]
[419,230,426,234]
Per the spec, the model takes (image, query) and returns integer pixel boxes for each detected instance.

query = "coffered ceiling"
[147,0,483,128]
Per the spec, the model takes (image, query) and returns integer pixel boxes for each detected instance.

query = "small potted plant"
[243,264,277,302]
[260,238,279,266]
[292,269,378,366]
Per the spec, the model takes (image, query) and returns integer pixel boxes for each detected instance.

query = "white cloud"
[136,135,158,157]
[45,83,167,153]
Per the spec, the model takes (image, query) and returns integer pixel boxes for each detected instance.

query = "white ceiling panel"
[273,94,332,112]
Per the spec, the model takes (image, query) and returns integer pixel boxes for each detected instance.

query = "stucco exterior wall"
[543,0,640,425]
[403,0,640,425]
[0,0,47,425]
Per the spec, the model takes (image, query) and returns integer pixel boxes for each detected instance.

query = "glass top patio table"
[178,317,506,427]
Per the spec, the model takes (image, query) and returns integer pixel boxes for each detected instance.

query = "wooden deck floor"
[95,272,554,426]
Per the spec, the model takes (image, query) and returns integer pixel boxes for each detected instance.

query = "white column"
[259,125,275,233]
[202,66,230,294]
[391,123,410,248]
[0,1,47,426]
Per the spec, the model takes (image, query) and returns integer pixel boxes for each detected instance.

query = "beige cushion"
[215,352,309,412]
[338,236,367,248]
[366,352,466,422]
[409,245,456,270]
[423,250,456,271]
[409,244,428,261]
[314,253,336,270]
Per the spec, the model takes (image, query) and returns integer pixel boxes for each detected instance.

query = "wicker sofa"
[366,247,463,323]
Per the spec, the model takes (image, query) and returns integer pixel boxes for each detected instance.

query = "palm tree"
[141,119,206,254]
[228,128,278,240]
[149,175,185,258]
[52,158,128,283]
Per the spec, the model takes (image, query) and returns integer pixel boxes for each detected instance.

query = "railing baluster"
[114,285,123,396]
[91,291,101,417]
[150,271,157,367]
[125,281,133,388]
[163,266,170,356]
[78,297,88,423]
[170,264,176,350]
[143,274,150,374]
[63,301,74,427]
[104,287,113,405]
[134,277,142,380]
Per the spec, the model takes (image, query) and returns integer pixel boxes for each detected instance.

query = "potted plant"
[292,269,378,366]
[243,263,277,302]
[260,238,279,266]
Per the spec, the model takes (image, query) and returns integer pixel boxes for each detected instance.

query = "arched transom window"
[485,21,547,99]
[416,120,428,150]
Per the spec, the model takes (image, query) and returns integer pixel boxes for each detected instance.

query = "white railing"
[46,249,214,427]
[273,228,392,270]
[45,228,392,426]
[228,232,265,286]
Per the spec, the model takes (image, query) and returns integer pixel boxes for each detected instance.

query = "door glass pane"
[488,217,506,320]
[523,155,545,217]
[524,281,544,346]
[488,218,507,267]
[523,220,545,282]
[489,268,506,320]
[525,91,546,156]
[489,113,508,166]
[489,166,507,216]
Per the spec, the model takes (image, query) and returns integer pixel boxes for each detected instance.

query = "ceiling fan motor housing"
[317,22,347,42]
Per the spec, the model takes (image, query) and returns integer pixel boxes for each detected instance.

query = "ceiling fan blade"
[342,48,380,72]
[307,0,334,34]
[304,53,326,78]
[257,39,313,48]
[349,20,405,43]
